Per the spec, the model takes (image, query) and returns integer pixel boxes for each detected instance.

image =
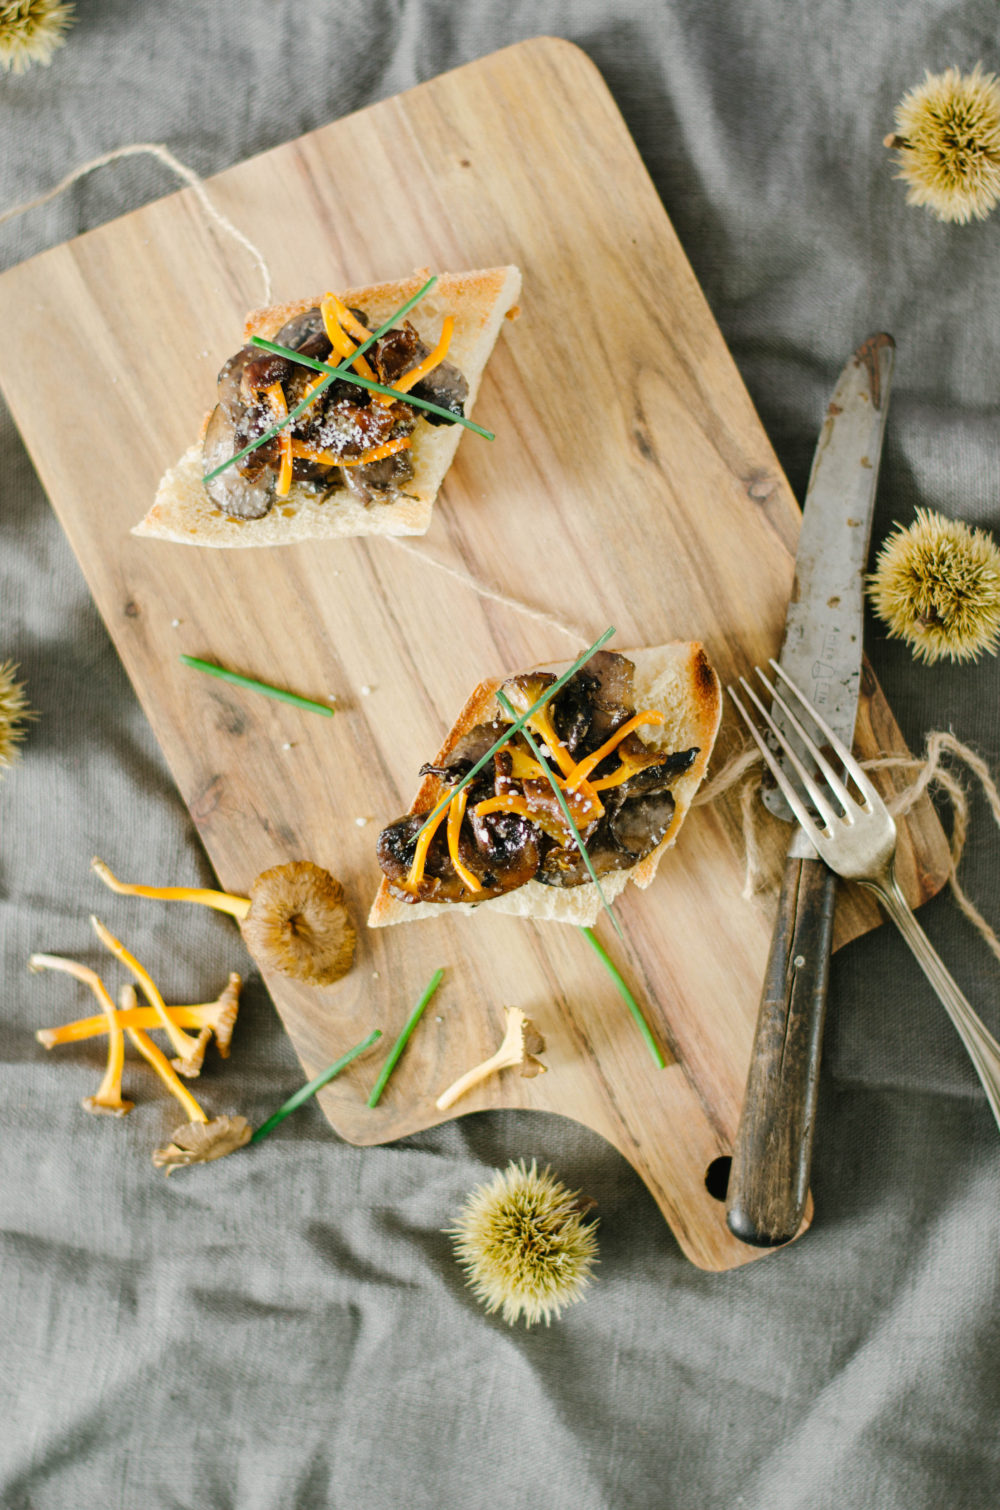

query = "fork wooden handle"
[725,846,838,1247]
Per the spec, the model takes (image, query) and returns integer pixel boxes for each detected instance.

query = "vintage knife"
[725,332,895,1248]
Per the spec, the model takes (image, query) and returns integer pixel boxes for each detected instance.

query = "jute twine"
[0,144,273,303]
[693,731,1000,963]
[6,146,1000,963]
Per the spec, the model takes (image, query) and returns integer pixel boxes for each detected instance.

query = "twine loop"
[694,730,1000,963]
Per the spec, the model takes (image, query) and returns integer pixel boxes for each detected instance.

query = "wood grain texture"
[0,38,951,1269]
[726,854,839,1248]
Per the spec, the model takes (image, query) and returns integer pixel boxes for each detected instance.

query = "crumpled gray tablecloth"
[3,3,999,1507]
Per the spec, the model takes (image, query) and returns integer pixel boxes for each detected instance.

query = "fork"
[730,661,1000,1139]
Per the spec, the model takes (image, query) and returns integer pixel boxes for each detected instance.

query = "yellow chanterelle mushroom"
[92,858,356,988]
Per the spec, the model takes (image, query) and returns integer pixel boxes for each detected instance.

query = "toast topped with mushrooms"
[136,266,521,547]
[369,643,722,929]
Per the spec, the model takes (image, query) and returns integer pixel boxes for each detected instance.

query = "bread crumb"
[372,971,380,980]
[282,742,293,751]
[360,685,373,696]
[355,816,368,826]
[171,619,181,628]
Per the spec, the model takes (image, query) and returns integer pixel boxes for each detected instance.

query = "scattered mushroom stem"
[90,914,208,1075]
[92,857,251,920]
[28,953,133,1116]
[124,1009,208,1124]
[435,1007,546,1112]
[35,973,242,1054]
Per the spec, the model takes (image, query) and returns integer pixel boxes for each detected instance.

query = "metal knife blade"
[763,333,895,817]
[726,332,895,1249]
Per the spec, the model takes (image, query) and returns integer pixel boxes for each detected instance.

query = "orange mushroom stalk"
[36,973,242,1057]
[90,916,209,1076]
[91,858,250,920]
[124,1010,207,1124]
[29,953,134,1116]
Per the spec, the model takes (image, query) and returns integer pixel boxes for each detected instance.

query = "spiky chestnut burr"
[0,1,75,74]
[0,661,34,774]
[868,509,1000,664]
[885,64,1000,223]
[448,1159,598,1327]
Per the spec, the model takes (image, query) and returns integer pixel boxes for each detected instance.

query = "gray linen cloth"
[2,2,999,1506]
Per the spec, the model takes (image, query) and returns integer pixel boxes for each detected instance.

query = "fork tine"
[754,666,857,817]
[768,660,878,802]
[727,686,825,847]
[738,675,840,830]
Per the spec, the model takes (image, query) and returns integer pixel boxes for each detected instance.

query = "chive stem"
[580,927,666,1069]
[249,336,495,440]
[416,627,617,839]
[202,275,439,484]
[179,655,335,717]
[250,1029,383,1143]
[367,968,444,1109]
[497,689,623,943]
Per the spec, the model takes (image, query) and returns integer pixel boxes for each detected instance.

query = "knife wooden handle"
[725,847,839,1247]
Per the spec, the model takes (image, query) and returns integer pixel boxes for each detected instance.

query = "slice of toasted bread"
[134,265,521,547]
[368,642,722,929]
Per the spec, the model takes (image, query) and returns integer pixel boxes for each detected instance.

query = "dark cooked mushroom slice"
[410,358,468,425]
[376,806,541,905]
[241,348,296,396]
[273,306,329,354]
[536,789,677,888]
[512,777,602,847]
[536,829,635,886]
[553,651,635,750]
[366,318,468,424]
[313,395,405,458]
[370,321,425,385]
[608,789,676,857]
[419,720,515,784]
[216,345,260,421]
[202,404,274,520]
[549,673,594,754]
[616,744,699,796]
[343,448,415,504]
[500,671,558,722]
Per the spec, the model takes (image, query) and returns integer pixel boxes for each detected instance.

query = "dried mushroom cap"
[152,1115,252,1174]
[241,862,356,986]
[519,1021,547,1079]
[209,973,242,1057]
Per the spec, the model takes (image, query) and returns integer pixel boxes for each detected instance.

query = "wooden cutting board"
[0,37,950,1270]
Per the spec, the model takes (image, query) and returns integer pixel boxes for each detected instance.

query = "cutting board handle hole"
[704,1156,732,1202]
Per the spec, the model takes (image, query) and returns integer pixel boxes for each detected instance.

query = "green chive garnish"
[415,627,617,839]
[250,1028,383,1143]
[203,275,439,484]
[496,689,623,943]
[580,927,666,1069]
[248,336,495,440]
[180,654,335,717]
[367,968,444,1109]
